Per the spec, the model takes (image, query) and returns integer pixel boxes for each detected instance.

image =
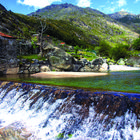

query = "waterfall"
[0,81,140,140]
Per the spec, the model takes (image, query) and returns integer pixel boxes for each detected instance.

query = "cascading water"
[0,81,140,140]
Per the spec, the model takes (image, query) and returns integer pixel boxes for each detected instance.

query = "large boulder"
[117,58,125,65]
[40,65,51,72]
[79,58,104,72]
[91,58,104,65]
[42,44,74,71]
[126,57,140,67]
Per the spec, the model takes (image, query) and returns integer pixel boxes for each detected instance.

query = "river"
[0,71,140,93]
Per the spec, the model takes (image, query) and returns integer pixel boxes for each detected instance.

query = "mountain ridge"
[108,11,136,19]
[28,3,106,18]
[28,3,139,46]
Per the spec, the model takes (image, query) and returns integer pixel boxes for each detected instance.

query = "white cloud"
[17,0,62,8]
[117,0,127,7]
[100,0,127,13]
[135,0,140,2]
[77,0,91,7]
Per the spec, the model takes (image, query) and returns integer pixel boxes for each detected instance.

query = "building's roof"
[0,32,16,39]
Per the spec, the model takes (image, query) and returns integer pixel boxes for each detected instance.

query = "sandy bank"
[31,72,108,78]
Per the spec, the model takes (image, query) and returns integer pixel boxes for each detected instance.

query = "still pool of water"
[0,71,140,93]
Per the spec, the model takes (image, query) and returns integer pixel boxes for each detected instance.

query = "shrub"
[74,45,79,54]
[132,37,140,51]
[98,40,111,57]
[111,44,130,61]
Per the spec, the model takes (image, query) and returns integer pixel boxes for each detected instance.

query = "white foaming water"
[0,85,140,140]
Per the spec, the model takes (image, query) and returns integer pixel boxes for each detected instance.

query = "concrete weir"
[0,81,140,139]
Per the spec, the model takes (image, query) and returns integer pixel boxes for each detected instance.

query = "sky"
[1,0,140,15]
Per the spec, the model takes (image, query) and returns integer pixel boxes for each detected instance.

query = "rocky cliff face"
[0,36,18,74]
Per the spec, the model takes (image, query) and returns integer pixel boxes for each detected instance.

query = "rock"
[90,65,94,69]
[73,64,82,72]
[126,57,140,67]
[79,65,100,72]
[6,67,19,74]
[92,58,104,65]
[50,55,72,70]
[20,130,32,139]
[29,64,40,73]
[79,58,104,72]
[41,65,51,72]
[42,44,74,71]
[99,63,108,71]
[80,58,87,64]
[117,58,125,65]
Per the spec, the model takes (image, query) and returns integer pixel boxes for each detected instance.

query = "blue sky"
[1,0,140,15]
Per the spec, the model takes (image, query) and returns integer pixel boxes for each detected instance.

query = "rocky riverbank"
[31,64,140,78]
[1,41,140,75]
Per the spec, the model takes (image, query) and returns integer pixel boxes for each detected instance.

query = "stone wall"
[0,36,18,74]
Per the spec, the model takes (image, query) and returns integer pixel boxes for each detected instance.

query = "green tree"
[74,45,79,54]
[22,27,31,39]
[132,36,140,51]
[31,36,38,49]
[111,44,130,61]
[98,40,111,57]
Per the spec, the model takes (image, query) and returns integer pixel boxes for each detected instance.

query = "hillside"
[0,3,139,48]
[0,5,37,37]
[29,3,139,47]
[108,11,140,34]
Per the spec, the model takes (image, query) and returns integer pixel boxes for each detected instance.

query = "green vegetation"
[74,45,79,54]
[97,40,111,57]
[31,36,38,49]
[17,54,45,60]
[56,133,73,139]
[132,36,140,51]
[111,44,130,61]
[56,133,64,139]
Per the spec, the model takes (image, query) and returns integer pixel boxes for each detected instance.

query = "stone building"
[0,32,18,74]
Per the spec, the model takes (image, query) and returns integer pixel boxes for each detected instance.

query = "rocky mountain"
[28,3,139,47]
[108,11,140,33]
[28,3,106,19]
[108,11,135,19]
